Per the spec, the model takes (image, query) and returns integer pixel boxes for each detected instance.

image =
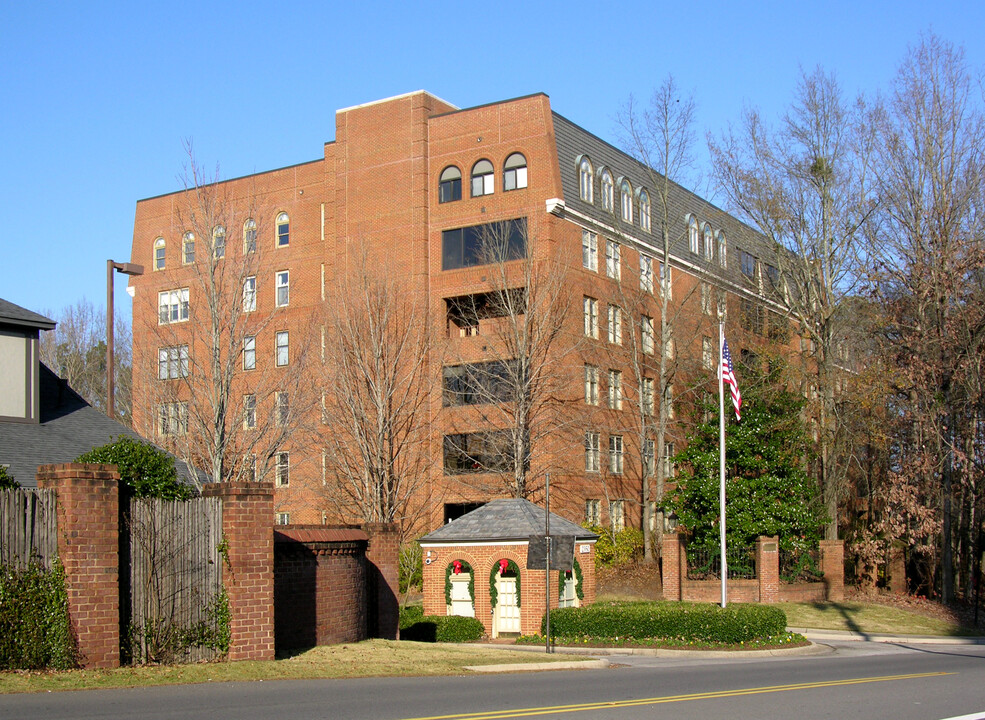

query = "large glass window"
[441,218,526,270]
[442,360,514,406]
[471,159,494,197]
[443,431,516,474]
[503,153,527,191]
[439,166,462,203]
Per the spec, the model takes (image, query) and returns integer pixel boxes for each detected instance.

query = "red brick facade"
[129,90,803,542]
[37,463,121,669]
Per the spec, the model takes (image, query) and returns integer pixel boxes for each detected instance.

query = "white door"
[449,575,474,617]
[495,576,521,634]
[559,572,577,608]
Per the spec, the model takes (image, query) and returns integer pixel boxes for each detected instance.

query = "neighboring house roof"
[420,498,598,544]
[0,298,56,331]
[0,362,194,488]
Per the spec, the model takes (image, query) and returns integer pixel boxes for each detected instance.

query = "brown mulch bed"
[596,562,663,601]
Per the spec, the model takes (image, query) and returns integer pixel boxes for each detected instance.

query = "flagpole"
[719,317,728,608]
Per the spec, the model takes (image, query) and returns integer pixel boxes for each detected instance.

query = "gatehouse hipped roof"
[420,498,598,544]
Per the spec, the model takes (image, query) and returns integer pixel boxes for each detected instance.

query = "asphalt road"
[2,641,984,720]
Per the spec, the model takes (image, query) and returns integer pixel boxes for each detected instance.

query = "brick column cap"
[202,481,274,498]
[37,462,121,483]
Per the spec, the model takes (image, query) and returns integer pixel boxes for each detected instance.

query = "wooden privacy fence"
[127,496,224,664]
[0,488,57,569]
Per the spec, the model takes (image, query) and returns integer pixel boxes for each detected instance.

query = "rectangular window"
[243,335,256,370]
[610,499,625,530]
[703,336,714,370]
[664,442,676,478]
[740,299,764,335]
[243,394,256,429]
[441,218,527,270]
[243,277,256,312]
[443,360,514,406]
[158,402,188,437]
[642,377,654,416]
[582,230,598,271]
[276,451,290,487]
[275,331,289,366]
[609,435,624,474]
[608,369,622,410]
[276,271,290,307]
[183,234,195,264]
[667,384,675,419]
[443,430,516,474]
[585,498,601,525]
[276,512,290,526]
[643,439,655,477]
[640,255,654,293]
[213,229,226,259]
[276,392,289,426]
[607,305,622,345]
[764,263,780,289]
[739,249,758,280]
[701,282,713,315]
[244,454,256,482]
[584,365,599,405]
[158,345,189,380]
[605,240,621,280]
[158,288,189,325]
[664,337,676,361]
[585,431,600,472]
[583,297,598,338]
[642,315,654,355]
[659,262,672,298]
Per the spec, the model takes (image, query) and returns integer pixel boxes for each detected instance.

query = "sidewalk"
[790,627,985,645]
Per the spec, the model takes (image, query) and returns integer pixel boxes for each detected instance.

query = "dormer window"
[503,153,528,191]
[717,230,727,268]
[154,237,166,270]
[439,166,462,203]
[620,179,633,223]
[578,156,594,202]
[600,169,614,212]
[687,215,699,255]
[703,223,714,261]
[639,189,651,232]
[471,159,494,197]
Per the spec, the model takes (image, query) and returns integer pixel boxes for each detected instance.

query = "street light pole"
[106,260,144,419]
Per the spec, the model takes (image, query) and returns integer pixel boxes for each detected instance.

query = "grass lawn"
[778,601,979,636]
[0,640,577,694]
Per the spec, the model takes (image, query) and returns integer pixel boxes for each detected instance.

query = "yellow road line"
[402,672,953,720]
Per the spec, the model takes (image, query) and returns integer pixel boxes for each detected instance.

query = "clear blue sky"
[1,0,981,320]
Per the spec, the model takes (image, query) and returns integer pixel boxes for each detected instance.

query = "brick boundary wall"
[36,463,121,669]
[661,533,845,604]
[202,482,274,661]
[363,523,400,640]
[273,527,369,651]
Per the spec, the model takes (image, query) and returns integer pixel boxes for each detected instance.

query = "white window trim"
[276,270,290,308]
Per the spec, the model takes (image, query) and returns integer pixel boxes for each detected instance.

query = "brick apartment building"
[128,90,793,534]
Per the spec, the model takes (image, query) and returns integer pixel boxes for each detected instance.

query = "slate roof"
[420,498,598,543]
[0,299,55,331]
[550,112,787,308]
[0,362,195,488]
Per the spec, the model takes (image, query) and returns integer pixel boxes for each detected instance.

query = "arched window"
[717,230,727,268]
[639,189,651,232]
[276,212,290,247]
[153,237,166,270]
[212,226,226,259]
[503,152,527,191]
[687,215,699,254]
[703,223,714,261]
[578,156,594,202]
[439,166,462,203]
[600,169,614,212]
[183,232,195,264]
[471,159,494,197]
[243,219,257,254]
[620,178,633,223]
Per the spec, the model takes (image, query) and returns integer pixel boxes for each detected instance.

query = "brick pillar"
[578,542,596,605]
[820,539,845,601]
[888,541,906,594]
[202,482,274,661]
[757,536,779,603]
[37,463,121,669]
[363,523,399,639]
[661,533,683,601]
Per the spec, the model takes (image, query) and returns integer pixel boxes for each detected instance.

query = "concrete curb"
[790,628,985,645]
[470,641,830,659]
[465,659,610,673]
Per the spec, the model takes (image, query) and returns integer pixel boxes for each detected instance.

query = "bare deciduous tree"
[319,254,434,529]
[708,67,877,540]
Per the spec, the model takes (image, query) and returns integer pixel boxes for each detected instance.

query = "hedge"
[542,602,786,643]
[399,606,484,643]
[0,561,76,669]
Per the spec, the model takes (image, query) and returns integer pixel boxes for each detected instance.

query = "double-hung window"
[582,231,598,271]
[275,331,289,367]
[605,240,621,280]
[158,345,189,380]
[276,451,290,486]
[243,276,256,312]
[276,392,289,426]
[213,226,226,259]
[243,394,256,428]
[640,255,654,292]
[503,153,527,191]
[439,166,462,203]
[471,159,494,197]
[276,270,290,307]
[642,377,655,415]
[608,369,622,410]
[585,432,600,473]
[153,238,166,270]
[583,297,599,338]
[607,305,622,345]
[243,335,256,370]
[642,315,654,355]
[584,365,599,405]
[183,232,195,264]
[609,436,624,474]
[276,213,290,247]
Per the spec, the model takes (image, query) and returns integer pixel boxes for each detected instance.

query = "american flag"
[720,338,742,421]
